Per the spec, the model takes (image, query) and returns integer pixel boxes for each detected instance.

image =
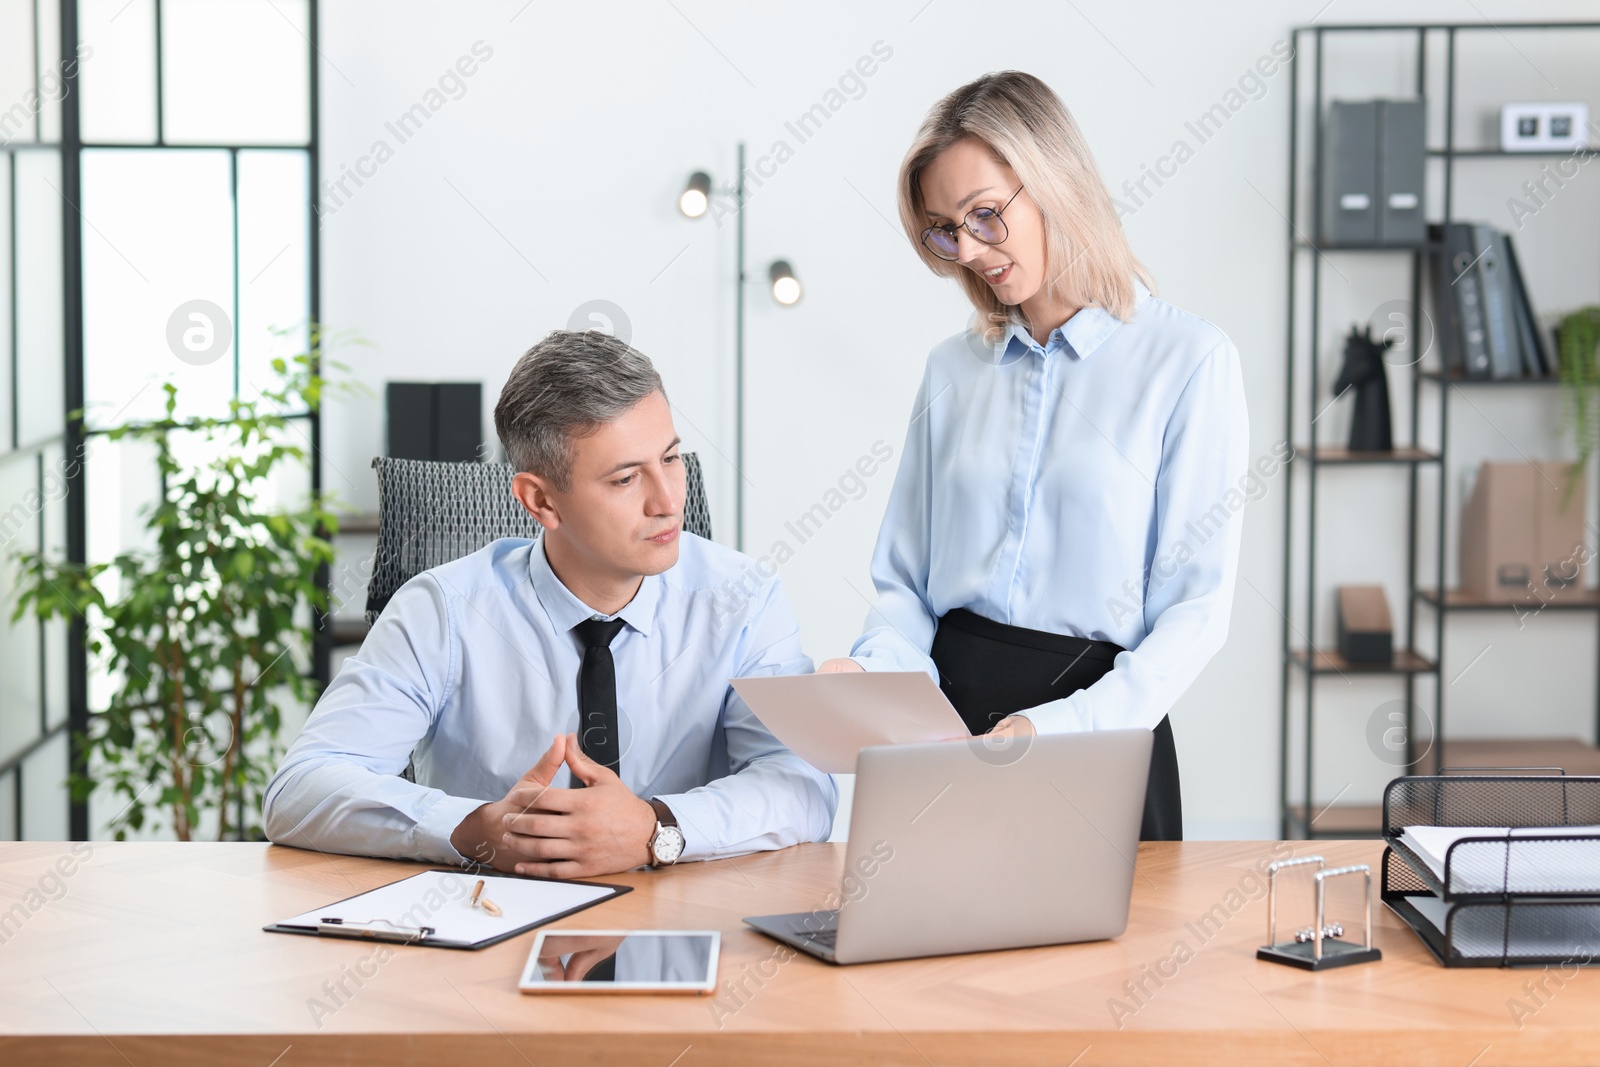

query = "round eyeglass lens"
[925,229,959,258]
[968,209,1005,243]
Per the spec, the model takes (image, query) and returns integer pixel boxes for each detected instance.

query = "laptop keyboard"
[794,911,840,949]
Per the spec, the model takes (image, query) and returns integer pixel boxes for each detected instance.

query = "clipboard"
[264,868,631,950]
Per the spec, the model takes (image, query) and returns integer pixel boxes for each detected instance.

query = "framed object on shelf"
[1500,101,1590,152]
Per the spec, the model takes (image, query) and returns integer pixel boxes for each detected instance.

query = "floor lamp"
[679,143,802,551]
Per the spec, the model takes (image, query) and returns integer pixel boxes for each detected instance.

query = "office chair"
[364,453,714,624]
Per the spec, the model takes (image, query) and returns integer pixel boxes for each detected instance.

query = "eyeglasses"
[920,186,1025,262]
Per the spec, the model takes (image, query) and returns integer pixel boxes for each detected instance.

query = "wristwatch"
[646,798,685,867]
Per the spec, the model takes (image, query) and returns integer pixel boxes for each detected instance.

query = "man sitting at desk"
[263,330,837,878]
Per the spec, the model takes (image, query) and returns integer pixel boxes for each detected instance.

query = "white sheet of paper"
[274,870,616,947]
[731,671,969,774]
[1406,893,1452,934]
[1399,824,1600,893]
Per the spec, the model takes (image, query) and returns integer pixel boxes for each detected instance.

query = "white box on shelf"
[1499,101,1590,152]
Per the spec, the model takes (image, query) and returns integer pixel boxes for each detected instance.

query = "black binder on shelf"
[1502,234,1551,377]
[1381,772,1600,967]
[1474,224,1521,379]
[1430,223,1492,379]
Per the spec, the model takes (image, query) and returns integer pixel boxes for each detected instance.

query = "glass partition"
[0,0,319,841]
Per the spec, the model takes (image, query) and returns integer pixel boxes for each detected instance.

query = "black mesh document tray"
[1380,773,1600,967]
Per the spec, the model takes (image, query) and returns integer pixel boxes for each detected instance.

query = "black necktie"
[574,617,626,779]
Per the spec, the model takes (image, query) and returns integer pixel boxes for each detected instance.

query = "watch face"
[654,826,685,864]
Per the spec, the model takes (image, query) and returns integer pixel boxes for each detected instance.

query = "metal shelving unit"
[1280,21,1600,839]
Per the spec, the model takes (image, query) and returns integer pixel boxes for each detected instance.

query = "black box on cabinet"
[385,382,483,462]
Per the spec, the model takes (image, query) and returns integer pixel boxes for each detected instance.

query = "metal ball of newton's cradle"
[1294,923,1345,943]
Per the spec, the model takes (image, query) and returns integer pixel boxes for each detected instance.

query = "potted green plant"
[1557,305,1600,507]
[8,328,354,841]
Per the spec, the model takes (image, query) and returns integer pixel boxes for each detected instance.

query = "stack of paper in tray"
[1398,824,1600,894]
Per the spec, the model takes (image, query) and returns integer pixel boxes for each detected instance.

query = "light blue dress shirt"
[849,279,1249,734]
[264,532,837,865]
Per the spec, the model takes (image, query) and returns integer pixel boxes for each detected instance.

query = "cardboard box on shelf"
[1337,585,1394,662]
[1459,461,1587,604]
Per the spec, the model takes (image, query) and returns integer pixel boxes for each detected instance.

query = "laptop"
[744,729,1153,964]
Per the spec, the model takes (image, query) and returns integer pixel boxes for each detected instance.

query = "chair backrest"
[364,453,713,623]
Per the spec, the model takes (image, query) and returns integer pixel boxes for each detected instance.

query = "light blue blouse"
[848,279,1250,734]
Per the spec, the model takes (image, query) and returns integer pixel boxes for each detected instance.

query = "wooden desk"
[1,839,1596,1066]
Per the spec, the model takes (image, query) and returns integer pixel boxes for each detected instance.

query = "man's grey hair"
[494,329,666,491]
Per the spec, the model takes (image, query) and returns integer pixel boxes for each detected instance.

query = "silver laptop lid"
[833,729,1153,964]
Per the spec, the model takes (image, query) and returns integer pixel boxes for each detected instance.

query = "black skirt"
[928,607,1182,841]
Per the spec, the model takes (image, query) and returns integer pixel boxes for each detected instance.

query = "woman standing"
[819,71,1249,841]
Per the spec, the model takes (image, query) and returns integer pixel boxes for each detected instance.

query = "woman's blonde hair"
[897,70,1154,344]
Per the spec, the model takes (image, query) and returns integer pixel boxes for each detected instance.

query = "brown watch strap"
[648,798,678,829]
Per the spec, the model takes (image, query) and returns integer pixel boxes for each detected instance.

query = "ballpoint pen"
[470,878,502,916]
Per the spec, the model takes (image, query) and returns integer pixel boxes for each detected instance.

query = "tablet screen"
[519,930,720,993]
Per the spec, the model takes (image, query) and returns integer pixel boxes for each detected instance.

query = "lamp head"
[769,260,801,306]
[679,171,712,219]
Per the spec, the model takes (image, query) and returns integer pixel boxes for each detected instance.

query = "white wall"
[317,0,1600,839]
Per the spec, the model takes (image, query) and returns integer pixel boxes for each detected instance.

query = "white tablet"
[518,930,721,994]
